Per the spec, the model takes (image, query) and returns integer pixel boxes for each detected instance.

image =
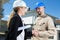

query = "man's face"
[36,6,45,15]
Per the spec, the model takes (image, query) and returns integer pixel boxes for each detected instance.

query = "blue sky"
[2,0,60,20]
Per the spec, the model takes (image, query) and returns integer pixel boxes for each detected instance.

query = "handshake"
[32,30,39,37]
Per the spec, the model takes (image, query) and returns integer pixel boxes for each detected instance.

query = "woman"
[5,0,28,40]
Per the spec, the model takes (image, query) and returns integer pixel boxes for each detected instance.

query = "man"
[31,2,56,40]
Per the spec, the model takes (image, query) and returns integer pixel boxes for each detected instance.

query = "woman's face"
[19,7,28,16]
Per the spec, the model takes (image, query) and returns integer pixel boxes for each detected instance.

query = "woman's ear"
[13,7,19,13]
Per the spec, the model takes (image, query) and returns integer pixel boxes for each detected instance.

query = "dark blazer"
[5,13,24,40]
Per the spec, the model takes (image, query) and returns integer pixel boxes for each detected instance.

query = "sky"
[2,0,60,20]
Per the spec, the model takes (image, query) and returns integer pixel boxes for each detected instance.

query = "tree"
[0,0,4,27]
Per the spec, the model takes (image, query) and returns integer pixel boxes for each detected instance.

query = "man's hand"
[32,30,39,37]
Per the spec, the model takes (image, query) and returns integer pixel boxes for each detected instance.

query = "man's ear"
[28,8,30,11]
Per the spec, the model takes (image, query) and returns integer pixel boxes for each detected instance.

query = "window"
[56,25,60,28]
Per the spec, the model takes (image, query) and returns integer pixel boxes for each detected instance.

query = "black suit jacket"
[5,13,24,40]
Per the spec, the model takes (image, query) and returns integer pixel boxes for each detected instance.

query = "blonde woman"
[5,0,28,40]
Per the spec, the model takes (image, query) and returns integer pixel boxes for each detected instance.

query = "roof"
[0,20,7,23]
[26,10,58,19]
[55,20,60,25]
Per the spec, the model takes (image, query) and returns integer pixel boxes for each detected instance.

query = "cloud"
[1,15,9,21]
[5,15,9,17]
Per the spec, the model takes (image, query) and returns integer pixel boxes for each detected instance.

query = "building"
[54,20,60,40]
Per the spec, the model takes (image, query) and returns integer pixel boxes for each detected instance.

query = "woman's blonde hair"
[7,11,15,27]
[7,7,19,27]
